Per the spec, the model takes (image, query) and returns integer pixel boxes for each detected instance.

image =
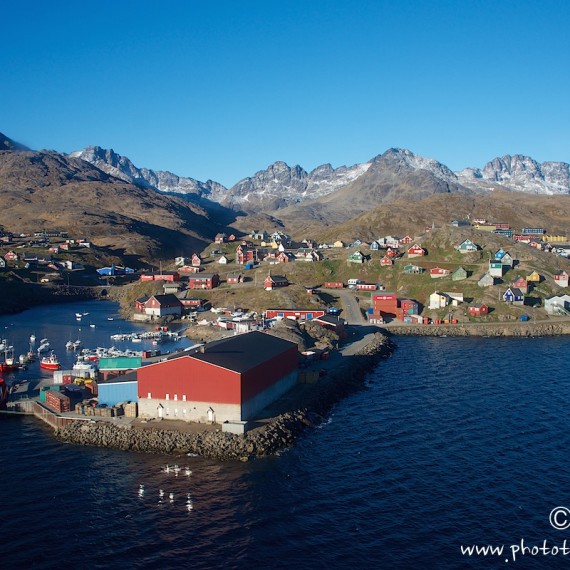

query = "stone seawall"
[54,332,395,461]
[385,322,570,338]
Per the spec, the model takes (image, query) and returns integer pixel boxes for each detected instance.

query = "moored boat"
[0,377,7,409]
[40,352,61,371]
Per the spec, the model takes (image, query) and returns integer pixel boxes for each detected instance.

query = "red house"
[226,273,243,284]
[136,332,298,424]
[356,283,378,291]
[189,273,220,290]
[400,235,414,244]
[135,295,150,313]
[511,277,529,294]
[430,267,450,278]
[236,245,257,265]
[140,271,180,282]
[407,244,425,257]
[178,265,202,274]
[386,247,398,258]
[191,253,202,267]
[214,233,227,244]
[4,251,18,261]
[468,303,489,317]
[380,255,393,266]
[264,309,326,320]
[323,282,344,289]
[554,271,569,287]
[264,273,289,290]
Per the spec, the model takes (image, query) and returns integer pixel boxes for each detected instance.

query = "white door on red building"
[157,404,164,419]
[207,407,214,423]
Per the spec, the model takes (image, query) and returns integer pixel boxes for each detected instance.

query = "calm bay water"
[1,302,570,568]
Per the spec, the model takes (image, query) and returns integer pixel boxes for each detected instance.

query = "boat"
[30,334,36,343]
[40,352,61,371]
[73,339,82,350]
[38,342,50,353]
[75,313,82,318]
[89,324,96,328]
[0,378,7,409]
[66,340,74,350]
[83,312,89,316]
[0,345,18,373]
[40,338,48,344]
[107,317,114,321]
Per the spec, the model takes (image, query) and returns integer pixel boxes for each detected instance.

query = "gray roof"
[191,331,297,373]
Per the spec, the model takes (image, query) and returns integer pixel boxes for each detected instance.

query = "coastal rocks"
[53,332,395,461]
[385,322,570,337]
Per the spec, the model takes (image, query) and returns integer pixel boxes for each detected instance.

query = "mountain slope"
[0,146,218,259]
[457,154,570,195]
[274,148,473,228]
[69,146,228,201]
[223,160,371,211]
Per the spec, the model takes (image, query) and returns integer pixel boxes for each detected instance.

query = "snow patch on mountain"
[457,154,570,195]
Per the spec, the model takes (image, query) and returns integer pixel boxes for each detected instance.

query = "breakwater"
[54,332,395,461]
[384,321,570,337]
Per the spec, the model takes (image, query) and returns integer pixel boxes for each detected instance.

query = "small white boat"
[73,339,82,349]
[83,312,89,316]
[30,334,36,343]
[75,313,82,318]
[89,324,96,328]
[107,317,114,321]
[40,338,48,344]
[38,342,50,353]
[66,341,74,350]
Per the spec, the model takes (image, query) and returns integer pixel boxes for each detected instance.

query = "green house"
[347,251,366,264]
[452,267,468,281]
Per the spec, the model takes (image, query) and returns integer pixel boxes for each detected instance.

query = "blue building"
[97,375,139,406]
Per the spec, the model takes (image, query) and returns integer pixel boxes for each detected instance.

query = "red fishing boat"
[0,345,18,373]
[40,352,61,371]
[0,377,7,409]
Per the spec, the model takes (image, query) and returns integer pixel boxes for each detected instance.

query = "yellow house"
[270,240,280,249]
[543,235,568,243]
[260,240,270,247]
[527,271,541,282]
[474,224,497,232]
[333,240,345,248]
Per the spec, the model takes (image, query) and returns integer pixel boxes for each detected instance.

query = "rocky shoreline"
[384,321,570,337]
[53,332,395,461]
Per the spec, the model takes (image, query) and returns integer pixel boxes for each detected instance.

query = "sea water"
[2,306,570,568]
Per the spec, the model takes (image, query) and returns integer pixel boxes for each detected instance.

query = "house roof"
[148,294,182,306]
[190,273,218,279]
[191,331,297,374]
[313,315,346,326]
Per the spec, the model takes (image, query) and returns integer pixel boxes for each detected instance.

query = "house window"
[147,392,152,399]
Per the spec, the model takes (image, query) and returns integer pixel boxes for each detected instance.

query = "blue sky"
[2,0,569,187]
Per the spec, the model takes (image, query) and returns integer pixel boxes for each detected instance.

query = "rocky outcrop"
[54,332,395,461]
[385,322,570,337]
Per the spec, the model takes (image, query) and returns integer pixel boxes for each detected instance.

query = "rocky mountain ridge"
[70,144,570,213]
[457,154,570,195]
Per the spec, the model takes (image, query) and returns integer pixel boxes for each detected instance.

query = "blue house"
[494,248,506,260]
[502,287,524,306]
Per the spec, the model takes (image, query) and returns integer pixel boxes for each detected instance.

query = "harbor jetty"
[53,330,394,461]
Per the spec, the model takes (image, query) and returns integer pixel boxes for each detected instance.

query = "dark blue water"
[0,300,192,381]
[2,305,570,568]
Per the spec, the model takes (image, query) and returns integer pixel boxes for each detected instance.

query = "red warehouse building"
[137,332,298,424]
[371,293,399,318]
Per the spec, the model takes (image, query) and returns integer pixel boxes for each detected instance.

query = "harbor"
[0,299,193,418]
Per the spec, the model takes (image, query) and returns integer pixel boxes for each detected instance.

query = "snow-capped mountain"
[457,154,570,195]
[69,146,227,200]
[223,160,371,210]
[70,145,570,217]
